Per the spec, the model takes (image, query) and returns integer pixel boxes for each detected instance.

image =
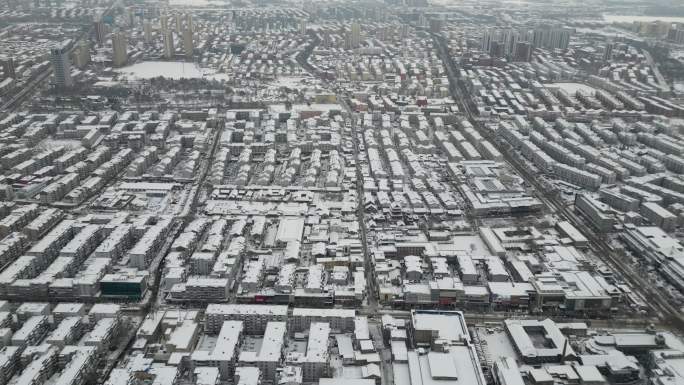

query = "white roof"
[167,321,199,351]
[13,347,58,385]
[192,321,243,362]
[193,368,219,385]
[320,380,375,385]
[306,322,330,363]
[138,311,165,337]
[275,217,304,243]
[119,182,177,191]
[354,316,370,341]
[573,365,605,383]
[487,256,508,277]
[457,255,477,276]
[235,367,261,385]
[149,366,178,385]
[206,304,288,316]
[87,318,116,342]
[557,221,588,243]
[60,225,100,255]
[47,317,81,342]
[292,307,355,318]
[239,321,286,363]
[54,347,96,385]
[391,340,408,362]
[335,335,355,359]
[427,352,458,379]
[505,319,574,359]
[411,311,469,344]
[407,345,486,385]
[488,282,533,298]
[186,276,228,288]
[493,357,524,385]
[12,315,47,341]
[90,303,121,316]
[16,302,49,314]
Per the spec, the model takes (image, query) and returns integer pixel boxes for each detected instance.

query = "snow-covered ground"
[115,61,231,81]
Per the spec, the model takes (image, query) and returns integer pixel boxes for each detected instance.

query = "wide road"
[431,32,684,333]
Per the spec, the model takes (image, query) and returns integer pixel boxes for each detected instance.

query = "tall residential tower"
[50,40,73,89]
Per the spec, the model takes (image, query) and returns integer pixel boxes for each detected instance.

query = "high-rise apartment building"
[483,26,571,58]
[143,20,152,44]
[111,31,128,67]
[186,13,193,31]
[513,41,533,62]
[74,40,90,68]
[50,40,73,89]
[94,20,107,47]
[160,13,169,32]
[532,26,572,50]
[175,13,182,34]
[183,28,194,59]
[163,29,175,59]
[481,28,520,57]
[603,42,614,62]
[350,22,361,48]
